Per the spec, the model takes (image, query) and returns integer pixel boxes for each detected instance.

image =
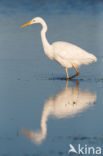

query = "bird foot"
[66,77,69,80]
[69,72,80,80]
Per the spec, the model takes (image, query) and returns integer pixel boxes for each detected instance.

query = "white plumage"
[52,41,97,68]
[22,81,96,144]
[21,17,97,79]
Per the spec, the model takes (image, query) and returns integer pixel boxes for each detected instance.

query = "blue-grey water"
[0,0,103,155]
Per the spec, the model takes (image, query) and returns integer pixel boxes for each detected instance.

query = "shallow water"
[0,0,103,156]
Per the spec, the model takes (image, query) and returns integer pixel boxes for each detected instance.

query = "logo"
[68,144,102,155]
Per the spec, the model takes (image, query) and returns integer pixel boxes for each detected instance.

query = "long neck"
[41,20,49,47]
[40,19,53,59]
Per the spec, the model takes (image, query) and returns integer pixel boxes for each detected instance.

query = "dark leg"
[69,64,80,79]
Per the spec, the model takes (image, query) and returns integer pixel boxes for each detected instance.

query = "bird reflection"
[22,81,96,145]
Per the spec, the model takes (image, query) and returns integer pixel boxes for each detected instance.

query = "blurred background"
[0,0,103,156]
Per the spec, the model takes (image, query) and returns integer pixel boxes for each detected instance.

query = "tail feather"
[89,54,97,62]
[82,54,97,65]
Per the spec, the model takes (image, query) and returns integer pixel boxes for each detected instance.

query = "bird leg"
[65,68,69,80]
[66,79,69,88]
[69,64,80,79]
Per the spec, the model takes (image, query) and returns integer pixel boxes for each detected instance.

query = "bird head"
[21,17,44,28]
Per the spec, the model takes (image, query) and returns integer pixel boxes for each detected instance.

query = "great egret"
[22,81,96,145]
[21,17,97,79]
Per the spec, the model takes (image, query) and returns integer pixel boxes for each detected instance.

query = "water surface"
[0,0,103,155]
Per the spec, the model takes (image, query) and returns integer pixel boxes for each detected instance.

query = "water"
[0,0,103,155]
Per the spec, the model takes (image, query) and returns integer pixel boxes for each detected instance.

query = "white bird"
[21,17,97,79]
[22,81,96,144]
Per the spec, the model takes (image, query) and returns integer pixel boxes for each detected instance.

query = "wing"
[52,41,96,62]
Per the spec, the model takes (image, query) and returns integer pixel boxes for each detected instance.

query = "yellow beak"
[21,21,32,28]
